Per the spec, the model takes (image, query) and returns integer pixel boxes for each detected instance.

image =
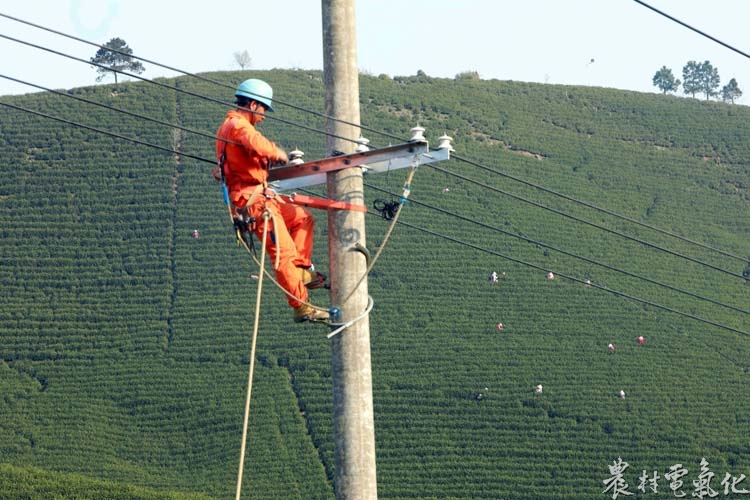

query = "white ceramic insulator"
[355,136,370,152]
[409,125,426,142]
[437,133,455,151]
[289,148,305,165]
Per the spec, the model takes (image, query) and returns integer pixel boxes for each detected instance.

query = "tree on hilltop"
[698,60,720,100]
[681,60,702,98]
[682,60,720,100]
[721,78,742,104]
[90,37,145,87]
[234,49,252,70]
[652,66,681,94]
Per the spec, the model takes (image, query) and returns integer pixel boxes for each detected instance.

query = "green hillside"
[1,69,748,499]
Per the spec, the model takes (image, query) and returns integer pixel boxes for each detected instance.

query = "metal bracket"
[279,193,367,212]
[268,140,451,191]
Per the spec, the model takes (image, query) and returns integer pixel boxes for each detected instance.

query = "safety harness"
[214,123,268,254]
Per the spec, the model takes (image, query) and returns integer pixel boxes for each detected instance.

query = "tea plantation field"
[1,69,749,499]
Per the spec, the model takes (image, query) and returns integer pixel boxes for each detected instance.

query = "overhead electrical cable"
[0,32,356,147]
[425,163,744,280]
[2,14,745,283]
[3,55,745,340]
[3,11,745,269]
[290,185,747,336]
[4,61,742,285]
[450,152,748,263]
[388,214,749,337]
[364,183,749,315]
[0,73,231,146]
[0,11,402,146]
[4,64,742,287]
[0,100,213,165]
[632,0,750,61]
[5,82,742,320]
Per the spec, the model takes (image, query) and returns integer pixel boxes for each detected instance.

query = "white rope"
[327,295,375,339]
[239,236,329,315]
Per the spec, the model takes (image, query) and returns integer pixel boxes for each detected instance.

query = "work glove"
[272,147,289,166]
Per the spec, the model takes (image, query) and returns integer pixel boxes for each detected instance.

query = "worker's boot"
[301,268,328,290]
[293,304,330,323]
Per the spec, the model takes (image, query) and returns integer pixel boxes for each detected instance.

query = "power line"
[426,162,744,280]
[5,58,743,284]
[0,32,357,147]
[1,29,745,339]
[0,73,226,146]
[385,211,749,338]
[0,100,212,165]
[2,14,745,283]
[4,12,746,271]
[5,61,743,286]
[451,152,748,263]
[288,183,748,336]
[5,88,743,337]
[632,0,750,61]
[365,182,749,315]
[5,80,742,320]
[0,11,403,146]
[0,33,225,105]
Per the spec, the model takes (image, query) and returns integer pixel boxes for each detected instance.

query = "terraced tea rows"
[1,70,749,499]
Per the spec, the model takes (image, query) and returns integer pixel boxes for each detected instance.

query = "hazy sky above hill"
[2,0,750,104]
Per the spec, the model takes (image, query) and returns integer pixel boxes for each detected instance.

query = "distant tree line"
[653,61,742,104]
[89,39,256,87]
[89,38,744,106]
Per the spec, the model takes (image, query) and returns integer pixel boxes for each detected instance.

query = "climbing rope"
[226,154,418,495]
[235,210,270,500]
[225,189,329,317]
[340,163,418,307]
[234,229,330,316]
[225,160,419,338]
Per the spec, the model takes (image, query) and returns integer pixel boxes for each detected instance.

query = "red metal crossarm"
[279,193,367,212]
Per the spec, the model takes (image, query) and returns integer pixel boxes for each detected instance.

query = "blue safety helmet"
[235,78,274,112]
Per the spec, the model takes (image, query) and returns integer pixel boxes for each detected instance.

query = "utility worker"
[215,78,329,323]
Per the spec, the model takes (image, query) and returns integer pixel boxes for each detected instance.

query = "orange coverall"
[215,109,314,308]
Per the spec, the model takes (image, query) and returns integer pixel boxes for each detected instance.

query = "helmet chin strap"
[244,102,265,123]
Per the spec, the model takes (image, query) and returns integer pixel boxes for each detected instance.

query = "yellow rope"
[225,160,418,327]
[264,208,281,272]
[235,210,270,500]
[228,199,327,314]
[341,164,417,306]
[237,234,329,314]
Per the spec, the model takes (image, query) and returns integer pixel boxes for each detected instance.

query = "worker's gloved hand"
[273,147,289,166]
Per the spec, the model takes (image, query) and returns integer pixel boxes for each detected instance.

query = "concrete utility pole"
[321,0,378,499]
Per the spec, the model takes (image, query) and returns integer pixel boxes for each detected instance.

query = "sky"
[1,1,750,104]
